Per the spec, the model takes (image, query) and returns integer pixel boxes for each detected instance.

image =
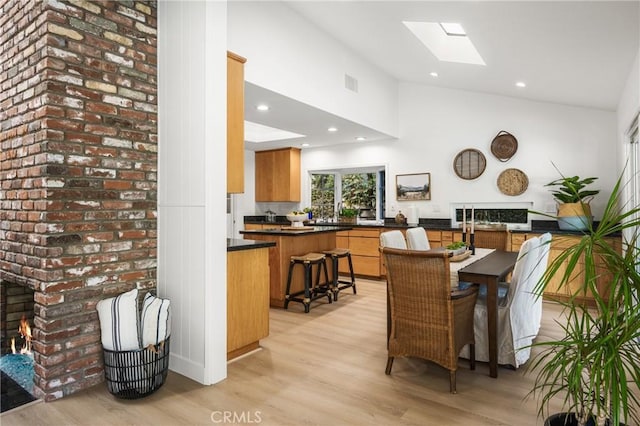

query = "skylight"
[244,121,306,143]
[403,21,486,66]
[439,22,466,36]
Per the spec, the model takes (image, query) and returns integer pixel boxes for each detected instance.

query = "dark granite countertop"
[227,238,276,252]
[244,216,621,237]
[244,215,437,229]
[239,226,350,236]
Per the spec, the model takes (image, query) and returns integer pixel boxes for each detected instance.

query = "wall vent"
[344,74,358,93]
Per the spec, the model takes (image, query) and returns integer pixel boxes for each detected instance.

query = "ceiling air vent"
[344,74,358,93]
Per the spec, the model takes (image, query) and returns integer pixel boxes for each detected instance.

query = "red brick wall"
[0,0,157,401]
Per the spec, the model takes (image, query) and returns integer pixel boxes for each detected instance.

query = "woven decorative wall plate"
[453,148,486,180]
[490,131,518,162]
[497,168,528,196]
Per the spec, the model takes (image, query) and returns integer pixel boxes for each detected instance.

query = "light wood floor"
[1,278,567,425]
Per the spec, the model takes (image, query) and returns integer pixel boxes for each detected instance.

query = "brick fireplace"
[0,0,157,401]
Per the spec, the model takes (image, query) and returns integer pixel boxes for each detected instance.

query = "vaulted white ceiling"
[243,1,639,150]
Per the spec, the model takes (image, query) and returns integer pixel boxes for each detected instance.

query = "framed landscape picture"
[396,173,431,201]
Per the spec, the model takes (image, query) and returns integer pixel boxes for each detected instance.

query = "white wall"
[617,48,639,166]
[301,84,618,222]
[228,1,398,139]
[158,0,227,385]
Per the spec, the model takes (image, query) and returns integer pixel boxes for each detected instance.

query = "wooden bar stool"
[284,252,331,313]
[322,248,356,301]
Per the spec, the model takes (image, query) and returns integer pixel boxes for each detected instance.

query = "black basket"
[103,337,170,399]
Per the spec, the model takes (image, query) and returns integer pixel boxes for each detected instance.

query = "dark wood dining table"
[457,250,519,378]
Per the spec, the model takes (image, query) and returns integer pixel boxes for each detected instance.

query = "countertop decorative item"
[453,149,486,180]
[339,208,358,224]
[265,210,276,222]
[286,212,308,227]
[497,168,528,196]
[545,173,599,231]
[395,210,406,224]
[490,130,518,162]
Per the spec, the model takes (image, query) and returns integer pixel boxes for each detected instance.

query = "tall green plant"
[529,172,640,426]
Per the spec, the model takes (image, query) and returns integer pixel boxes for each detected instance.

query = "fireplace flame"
[11,315,32,355]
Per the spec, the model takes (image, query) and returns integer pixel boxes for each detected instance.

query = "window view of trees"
[310,174,335,219]
[311,171,383,220]
[342,173,376,218]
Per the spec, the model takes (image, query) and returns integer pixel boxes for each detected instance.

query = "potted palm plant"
[529,172,640,426]
[545,175,600,231]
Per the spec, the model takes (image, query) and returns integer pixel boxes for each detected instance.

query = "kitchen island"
[239,226,350,308]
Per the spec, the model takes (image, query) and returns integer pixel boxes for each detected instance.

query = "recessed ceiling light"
[356,136,366,141]
[256,104,269,111]
[430,72,438,77]
[439,22,466,37]
[516,82,527,88]
[327,126,338,132]
[301,143,310,147]
[403,21,485,66]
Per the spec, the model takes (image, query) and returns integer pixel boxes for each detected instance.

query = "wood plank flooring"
[1,278,569,425]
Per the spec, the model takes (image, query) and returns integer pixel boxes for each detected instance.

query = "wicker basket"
[103,338,170,399]
[497,168,528,196]
[490,131,518,162]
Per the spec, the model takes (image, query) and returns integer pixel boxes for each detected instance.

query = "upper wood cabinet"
[227,51,246,194]
[255,147,301,202]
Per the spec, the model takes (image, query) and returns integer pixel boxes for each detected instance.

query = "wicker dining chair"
[381,247,479,393]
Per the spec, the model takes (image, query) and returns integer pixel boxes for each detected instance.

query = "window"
[310,174,335,220]
[310,167,385,220]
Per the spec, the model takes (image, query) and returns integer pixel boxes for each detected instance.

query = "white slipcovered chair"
[461,232,552,368]
[405,227,431,250]
[379,230,407,249]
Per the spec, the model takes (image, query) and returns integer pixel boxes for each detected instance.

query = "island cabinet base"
[227,247,270,360]
[243,233,337,308]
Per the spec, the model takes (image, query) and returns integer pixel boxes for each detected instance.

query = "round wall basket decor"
[497,168,528,196]
[490,130,518,162]
[453,148,486,180]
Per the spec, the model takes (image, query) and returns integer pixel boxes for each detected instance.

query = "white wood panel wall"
[158,0,228,385]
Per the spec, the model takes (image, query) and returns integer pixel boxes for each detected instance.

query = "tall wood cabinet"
[255,147,301,202]
[227,51,246,193]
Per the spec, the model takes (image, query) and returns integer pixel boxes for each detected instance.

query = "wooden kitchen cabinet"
[227,247,269,360]
[543,235,621,305]
[423,230,463,248]
[244,223,285,231]
[426,230,443,247]
[227,51,246,194]
[336,228,380,277]
[472,230,508,250]
[507,232,621,305]
[255,147,301,202]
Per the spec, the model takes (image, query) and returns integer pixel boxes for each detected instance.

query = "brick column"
[1,0,157,401]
